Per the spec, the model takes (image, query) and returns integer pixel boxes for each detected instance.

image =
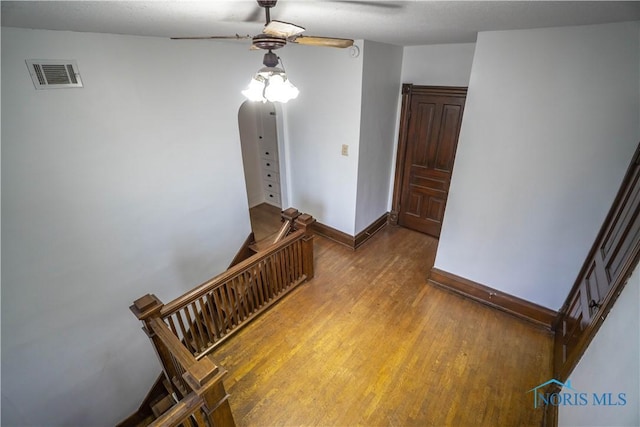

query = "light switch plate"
[341,144,349,156]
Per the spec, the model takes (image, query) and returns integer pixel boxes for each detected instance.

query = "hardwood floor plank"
[211,226,553,426]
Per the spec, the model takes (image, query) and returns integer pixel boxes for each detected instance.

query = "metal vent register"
[26,60,83,89]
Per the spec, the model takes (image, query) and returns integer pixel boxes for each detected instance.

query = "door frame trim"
[389,84,468,226]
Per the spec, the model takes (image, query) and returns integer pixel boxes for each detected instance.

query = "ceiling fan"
[171,0,354,50]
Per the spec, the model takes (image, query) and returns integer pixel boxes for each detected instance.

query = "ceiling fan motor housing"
[253,34,287,50]
[257,0,277,8]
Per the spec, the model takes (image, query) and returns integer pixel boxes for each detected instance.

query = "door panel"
[396,86,466,238]
[435,104,464,171]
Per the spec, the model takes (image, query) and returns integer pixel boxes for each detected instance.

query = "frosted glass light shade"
[242,67,299,103]
[241,77,266,102]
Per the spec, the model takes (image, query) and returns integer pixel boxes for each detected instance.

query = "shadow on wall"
[171,236,231,295]
[297,196,324,225]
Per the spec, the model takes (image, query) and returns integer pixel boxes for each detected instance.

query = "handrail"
[161,224,313,357]
[156,211,315,358]
[148,392,205,427]
[271,218,292,245]
[141,317,233,426]
[161,229,305,317]
[150,317,200,370]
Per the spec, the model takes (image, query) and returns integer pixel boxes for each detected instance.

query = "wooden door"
[391,85,467,238]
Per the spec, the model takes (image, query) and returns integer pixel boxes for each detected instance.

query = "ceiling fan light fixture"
[242,61,298,103]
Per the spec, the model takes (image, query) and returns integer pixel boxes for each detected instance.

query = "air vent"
[26,60,83,90]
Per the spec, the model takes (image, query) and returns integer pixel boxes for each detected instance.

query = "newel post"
[281,207,301,223]
[281,207,301,238]
[295,213,316,279]
[183,357,236,427]
[130,294,179,395]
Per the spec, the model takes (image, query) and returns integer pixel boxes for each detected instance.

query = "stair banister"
[131,295,236,426]
[148,392,206,427]
[159,230,303,318]
[128,208,315,425]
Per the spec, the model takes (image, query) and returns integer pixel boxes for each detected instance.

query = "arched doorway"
[238,101,290,239]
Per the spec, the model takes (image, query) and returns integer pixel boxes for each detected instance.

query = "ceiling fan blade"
[291,36,354,48]
[170,34,252,40]
[264,20,305,38]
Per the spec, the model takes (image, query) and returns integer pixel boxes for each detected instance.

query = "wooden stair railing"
[148,391,209,427]
[159,213,314,357]
[126,210,315,426]
[248,207,305,253]
[273,208,304,245]
[129,300,235,427]
[229,208,307,267]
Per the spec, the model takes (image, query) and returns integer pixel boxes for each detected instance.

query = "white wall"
[401,43,476,86]
[355,40,403,233]
[284,42,364,235]
[1,28,255,426]
[285,41,405,235]
[559,267,639,426]
[435,21,640,310]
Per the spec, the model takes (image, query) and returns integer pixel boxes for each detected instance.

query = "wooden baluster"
[267,253,278,298]
[296,239,303,280]
[244,270,257,314]
[198,296,216,345]
[228,281,241,328]
[275,249,285,293]
[288,246,295,284]
[193,299,211,350]
[210,289,227,335]
[184,303,203,354]
[256,261,269,303]
[236,275,250,319]
[175,311,195,354]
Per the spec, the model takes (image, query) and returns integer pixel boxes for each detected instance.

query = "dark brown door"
[392,85,466,238]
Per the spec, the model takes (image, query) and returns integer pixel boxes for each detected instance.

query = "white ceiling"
[2,1,640,46]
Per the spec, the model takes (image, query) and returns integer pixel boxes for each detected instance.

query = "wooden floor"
[249,203,283,242]
[213,222,553,426]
